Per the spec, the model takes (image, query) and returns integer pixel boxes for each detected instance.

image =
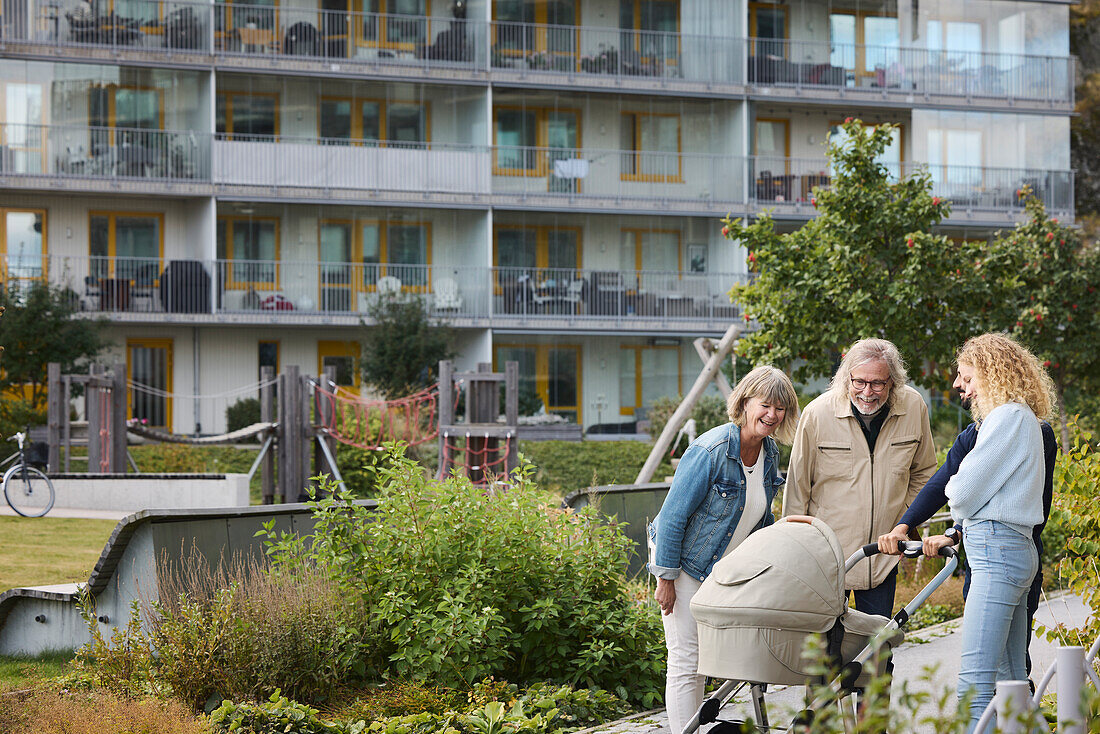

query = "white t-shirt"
[721,452,767,558]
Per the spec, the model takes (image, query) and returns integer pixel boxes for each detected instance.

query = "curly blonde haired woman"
[935,333,1055,732]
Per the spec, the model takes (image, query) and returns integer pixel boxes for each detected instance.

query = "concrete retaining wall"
[49,473,250,512]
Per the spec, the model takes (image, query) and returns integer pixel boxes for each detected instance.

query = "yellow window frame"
[621,227,683,273]
[318,96,431,146]
[624,0,681,64]
[0,208,48,283]
[89,84,166,135]
[749,2,790,57]
[493,342,583,421]
[126,337,174,428]
[829,9,900,78]
[352,0,429,52]
[620,112,682,183]
[217,90,280,139]
[619,344,681,416]
[218,215,281,291]
[491,224,582,293]
[88,211,165,278]
[318,339,361,389]
[354,219,433,293]
[492,105,581,177]
[491,0,581,60]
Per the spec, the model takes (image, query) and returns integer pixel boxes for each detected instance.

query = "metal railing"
[22,255,748,326]
[2,0,1073,104]
[748,156,1075,214]
[0,123,210,181]
[747,38,1074,104]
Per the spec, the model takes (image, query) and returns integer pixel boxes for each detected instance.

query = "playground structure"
[41,358,522,504]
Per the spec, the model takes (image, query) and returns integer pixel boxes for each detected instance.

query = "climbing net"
[313,382,440,450]
[439,431,514,485]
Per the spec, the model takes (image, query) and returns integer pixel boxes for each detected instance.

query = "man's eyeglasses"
[850,377,891,393]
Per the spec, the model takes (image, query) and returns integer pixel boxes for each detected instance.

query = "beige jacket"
[783,385,937,590]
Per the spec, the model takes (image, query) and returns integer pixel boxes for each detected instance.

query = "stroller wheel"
[706,721,755,733]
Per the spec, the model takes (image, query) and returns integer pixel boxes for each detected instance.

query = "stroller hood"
[690,516,847,633]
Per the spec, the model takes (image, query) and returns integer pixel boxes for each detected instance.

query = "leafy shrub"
[646,394,729,447]
[225,397,261,436]
[518,441,673,494]
[262,454,666,707]
[128,444,257,475]
[0,397,45,445]
[210,691,364,734]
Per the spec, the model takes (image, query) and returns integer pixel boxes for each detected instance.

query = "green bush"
[210,691,365,734]
[645,395,728,447]
[518,441,673,494]
[262,454,665,707]
[225,398,261,436]
[0,398,46,445]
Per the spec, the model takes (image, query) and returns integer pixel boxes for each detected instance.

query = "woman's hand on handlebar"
[923,534,956,558]
[655,577,676,615]
[877,524,910,555]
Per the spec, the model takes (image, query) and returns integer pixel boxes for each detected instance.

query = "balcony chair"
[377,275,402,298]
[433,277,463,310]
[80,275,101,311]
[558,278,586,313]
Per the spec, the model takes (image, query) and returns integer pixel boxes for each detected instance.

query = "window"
[749,3,786,57]
[621,113,681,182]
[493,107,579,175]
[619,344,679,417]
[927,129,982,187]
[128,338,173,428]
[217,217,280,290]
[830,12,899,82]
[494,343,581,421]
[355,0,427,49]
[319,97,428,147]
[89,85,164,154]
[89,212,163,281]
[320,219,431,294]
[216,92,278,139]
[225,0,277,31]
[755,118,790,174]
[0,210,46,283]
[927,20,983,69]
[259,340,280,378]
[620,0,678,63]
[494,226,580,293]
[319,219,353,311]
[3,83,44,174]
[318,340,360,388]
[493,0,577,57]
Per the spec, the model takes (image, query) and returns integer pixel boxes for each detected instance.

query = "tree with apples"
[722,118,1019,390]
[996,189,1100,449]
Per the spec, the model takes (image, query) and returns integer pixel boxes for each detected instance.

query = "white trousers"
[661,573,705,734]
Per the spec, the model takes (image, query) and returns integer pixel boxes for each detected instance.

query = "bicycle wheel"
[3,465,55,517]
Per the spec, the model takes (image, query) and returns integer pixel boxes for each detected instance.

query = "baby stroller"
[683,515,958,733]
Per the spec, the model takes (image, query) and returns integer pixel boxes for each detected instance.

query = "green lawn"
[0,516,117,592]
[0,650,74,689]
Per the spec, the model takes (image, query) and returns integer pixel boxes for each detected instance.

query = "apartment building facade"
[0,0,1073,434]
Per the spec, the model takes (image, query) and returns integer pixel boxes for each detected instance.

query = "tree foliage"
[1071,0,1100,216]
[360,295,455,399]
[724,119,1017,388]
[0,280,109,410]
[994,191,1100,447]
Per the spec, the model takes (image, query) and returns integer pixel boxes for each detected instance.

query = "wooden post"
[86,364,102,473]
[692,337,733,399]
[260,365,275,504]
[299,370,311,500]
[62,375,72,472]
[313,365,338,495]
[47,363,61,473]
[111,363,127,473]
[504,360,519,475]
[437,360,453,479]
[635,324,741,485]
[467,362,494,484]
[283,365,301,502]
[276,369,289,503]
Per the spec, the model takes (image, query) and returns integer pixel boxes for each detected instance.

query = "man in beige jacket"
[784,338,936,618]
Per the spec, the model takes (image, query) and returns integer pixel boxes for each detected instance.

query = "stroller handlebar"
[850,540,957,571]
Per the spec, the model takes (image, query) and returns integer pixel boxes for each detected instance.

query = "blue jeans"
[958,520,1038,732]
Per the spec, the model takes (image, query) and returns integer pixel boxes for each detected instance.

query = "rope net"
[440,433,514,486]
[313,383,440,450]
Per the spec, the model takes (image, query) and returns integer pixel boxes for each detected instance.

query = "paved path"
[590,592,1094,733]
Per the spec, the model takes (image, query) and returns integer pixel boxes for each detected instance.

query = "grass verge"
[0,651,74,689]
[0,516,116,592]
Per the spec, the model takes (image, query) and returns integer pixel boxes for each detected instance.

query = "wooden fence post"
[504,360,519,475]
[47,363,62,473]
[111,363,127,473]
[86,364,103,473]
[276,369,289,503]
[437,360,453,479]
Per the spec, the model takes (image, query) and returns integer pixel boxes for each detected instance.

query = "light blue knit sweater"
[944,402,1044,538]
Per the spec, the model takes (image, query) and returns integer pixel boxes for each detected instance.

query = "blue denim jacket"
[648,422,784,582]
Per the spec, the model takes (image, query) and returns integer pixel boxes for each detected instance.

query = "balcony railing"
[0,124,210,182]
[3,0,1073,104]
[748,157,1075,214]
[24,255,747,326]
[747,38,1074,104]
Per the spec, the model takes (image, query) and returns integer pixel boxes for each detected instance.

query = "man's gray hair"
[829,338,909,406]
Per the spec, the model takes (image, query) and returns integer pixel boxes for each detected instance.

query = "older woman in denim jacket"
[648,366,800,734]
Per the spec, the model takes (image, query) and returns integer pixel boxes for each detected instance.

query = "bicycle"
[2,432,56,517]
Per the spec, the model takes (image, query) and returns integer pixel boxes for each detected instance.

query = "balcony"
[2,1,1073,109]
[25,255,747,332]
[747,39,1074,109]
[0,123,211,195]
[748,157,1074,220]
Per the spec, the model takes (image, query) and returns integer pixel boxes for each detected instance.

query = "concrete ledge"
[48,473,250,512]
